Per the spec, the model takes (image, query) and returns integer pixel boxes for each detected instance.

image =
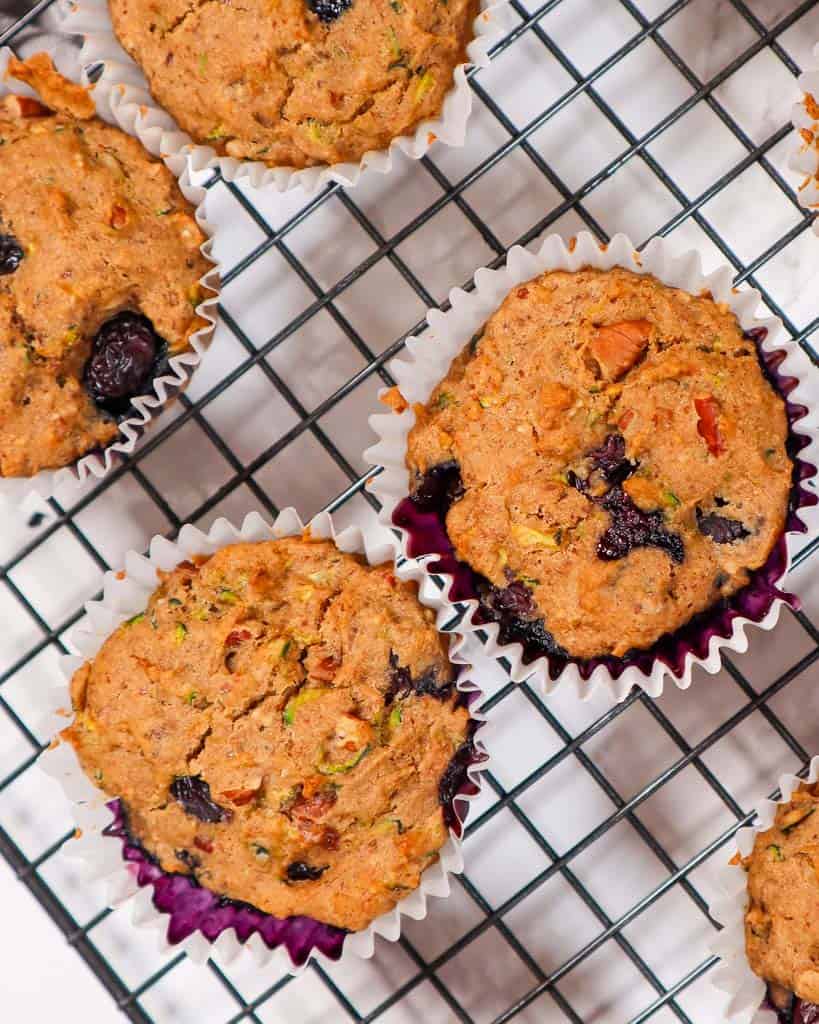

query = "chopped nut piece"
[7,53,95,119]
[109,203,129,230]
[589,320,651,381]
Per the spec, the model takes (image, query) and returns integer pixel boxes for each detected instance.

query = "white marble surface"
[0,1,818,1023]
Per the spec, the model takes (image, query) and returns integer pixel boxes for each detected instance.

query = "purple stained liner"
[765,982,819,1023]
[99,671,486,965]
[394,328,817,683]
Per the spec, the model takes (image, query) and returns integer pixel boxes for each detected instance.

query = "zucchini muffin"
[394,266,793,663]
[107,0,480,169]
[742,782,819,1022]
[64,537,475,933]
[0,54,210,478]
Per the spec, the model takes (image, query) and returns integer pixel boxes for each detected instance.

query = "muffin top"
[64,537,472,932]
[108,0,479,169]
[401,266,792,660]
[744,782,819,1004]
[0,54,210,478]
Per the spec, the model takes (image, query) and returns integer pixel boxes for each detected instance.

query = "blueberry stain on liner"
[95,654,485,964]
[103,799,347,964]
[765,984,819,1024]
[393,328,817,683]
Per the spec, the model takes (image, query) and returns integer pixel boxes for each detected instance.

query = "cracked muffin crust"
[0,54,210,478]
[398,266,792,661]
[107,0,480,169]
[64,536,472,933]
[743,782,819,1014]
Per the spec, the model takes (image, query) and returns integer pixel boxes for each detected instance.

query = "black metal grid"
[0,0,817,1021]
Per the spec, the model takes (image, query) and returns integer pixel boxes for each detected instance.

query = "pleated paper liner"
[59,0,509,194]
[0,43,221,505]
[38,507,488,973]
[365,231,819,703]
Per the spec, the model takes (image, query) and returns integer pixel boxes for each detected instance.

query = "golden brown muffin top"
[64,537,471,932]
[745,782,819,1004]
[0,54,210,477]
[403,267,792,660]
[108,0,479,169]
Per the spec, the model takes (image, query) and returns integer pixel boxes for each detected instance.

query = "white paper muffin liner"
[0,42,220,505]
[708,756,819,1022]
[791,42,819,231]
[37,507,488,974]
[57,0,508,195]
[365,231,819,704]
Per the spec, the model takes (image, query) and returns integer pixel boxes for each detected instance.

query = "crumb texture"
[405,267,792,659]
[108,0,479,168]
[65,537,470,932]
[746,783,819,1004]
[0,54,210,477]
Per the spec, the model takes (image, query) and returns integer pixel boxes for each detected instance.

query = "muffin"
[107,0,480,169]
[63,536,476,934]
[390,266,793,666]
[0,54,210,478]
[742,781,819,1022]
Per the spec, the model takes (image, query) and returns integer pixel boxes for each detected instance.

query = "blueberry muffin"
[0,54,210,478]
[742,782,819,1023]
[107,0,480,169]
[392,266,792,664]
[64,537,475,932]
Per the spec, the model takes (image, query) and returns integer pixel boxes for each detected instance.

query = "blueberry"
[306,0,353,21]
[479,579,536,620]
[588,433,638,484]
[696,509,749,544]
[286,861,328,882]
[170,776,232,824]
[411,460,465,516]
[477,581,567,657]
[84,312,162,414]
[174,848,201,871]
[567,469,588,493]
[0,233,23,275]
[597,487,684,564]
[385,651,453,704]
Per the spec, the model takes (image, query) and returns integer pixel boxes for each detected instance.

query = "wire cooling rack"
[0,1,818,1021]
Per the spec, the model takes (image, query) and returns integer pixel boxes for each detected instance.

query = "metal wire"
[0,1,817,1021]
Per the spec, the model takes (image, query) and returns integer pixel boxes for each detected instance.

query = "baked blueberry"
[84,312,162,414]
[597,487,684,564]
[588,433,638,484]
[386,651,453,704]
[696,508,750,544]
[477,580,567,657]
[64,538,475,933]
[306,0,353,21]
[0,233,24,275]
[286,860,328,882]
[411,460,465,515]
[170,775,232,824]
[401,267,792,663]
[0,55,209,478]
